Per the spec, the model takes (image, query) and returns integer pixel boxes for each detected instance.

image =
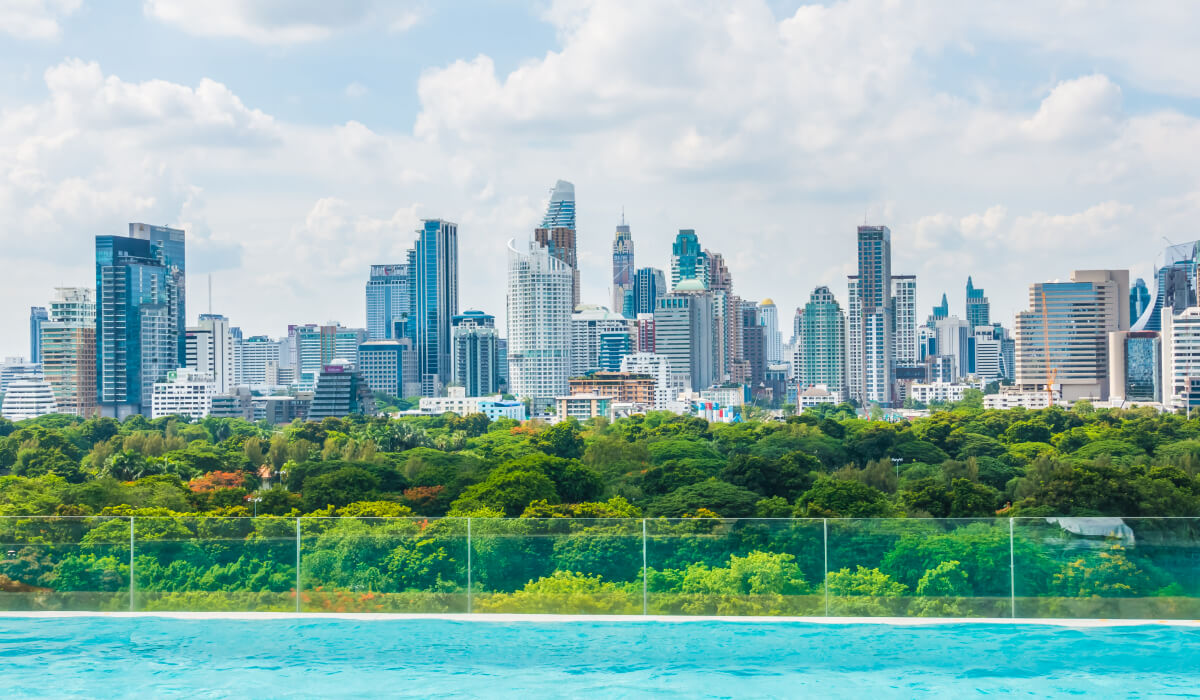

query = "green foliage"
[795,477,894,518]
[645,479,760,518]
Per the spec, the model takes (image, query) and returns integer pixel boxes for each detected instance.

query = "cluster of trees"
[1,402,1199,616]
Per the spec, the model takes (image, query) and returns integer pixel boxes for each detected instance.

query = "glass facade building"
[793,286,847,399]
[632,267,665,316]
[365,264,412,341]
[670,230,709,290]
[29,307,48,364]
[413,219,459,396]
[611,220,634,316]
[965,276,990,328]
[451,311,501,397]
[847,225,894,406]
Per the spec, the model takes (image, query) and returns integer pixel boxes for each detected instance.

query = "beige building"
[1014,270,1129,401]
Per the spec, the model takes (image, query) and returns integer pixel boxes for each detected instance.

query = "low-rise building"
[556,393,614,421]
[797,384,837,413]
[983,388,1066,410]
[253,395,311,424]
[307,361,376,420]
[569,372,656,406]
[151,369,217,419]
[475,398,527,421]
[210,387,254,421]
[418,386,509,415]
[908,382,972,405]
[1,378,58,421]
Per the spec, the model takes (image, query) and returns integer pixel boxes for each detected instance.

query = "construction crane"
[1040,289,1058,408]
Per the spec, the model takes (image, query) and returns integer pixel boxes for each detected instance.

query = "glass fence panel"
[299,517,468,613]
[1013,517,1200,619]
[132,517,296,612]
[470,518,643,614]
[827,519,1013,618]
[645,518,825,616]
[0,516,129,611]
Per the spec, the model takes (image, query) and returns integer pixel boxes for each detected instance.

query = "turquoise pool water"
[2,617,1198,698]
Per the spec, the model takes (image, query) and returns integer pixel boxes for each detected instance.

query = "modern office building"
[358,339,416,398]
[292,324,369,385]
[451,310,501,397]
[935,316,972,380]
[892,275,918,367]
[186,313,234,393]
[740,301,765,387]
[1132,240,1198,332]
[411,219,459,396]
[209,388,254,421]
[150,368,216,419]
[1162,307,1200,409]
[535,180,579,308]
[966,277,990,328]
[793,286,847,400]
[40,287,97,417]
[365,263,412,340]
[973,324,1011,383]
[758,299,782,365]
[0,358,42,393]
[655,290,715,391]
[928,293,949,326]
[254,395,311,425]
[670,230,709,290]
[307,361,376,420]
[1130,278,1151,327]
[632,267,666,316]
[612,217,635,316]
[95,225,185,418]
[847,225,894,406]
[1,378,58,421]
[506,238,572,413]
[1108,330,1162,403]
[29,307,48,364]
[1015,269,1130,401]
[570,305,633,376]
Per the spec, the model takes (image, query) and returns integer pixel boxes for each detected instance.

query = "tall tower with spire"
[965,276,990,328]
[534,180,580,308]
[612,211,635,316]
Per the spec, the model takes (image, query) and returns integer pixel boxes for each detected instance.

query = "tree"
[301,467,381,511]
[720,453,814,500]
[530,420,585,459]
[794,477,894,518]
[646,478,760,518]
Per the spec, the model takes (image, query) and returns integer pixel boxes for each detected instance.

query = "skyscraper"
[1132,240,1198,331]
[365,264,412,340]
[758,299,782,365]
[570,306,634,376]
[186,313,234,393]
[1015,269,1130,401]
[847,225,894,406]
[670,230,709,290]
[655,290,715,391]
[507,238,572,413]
[966,276,990,328]
[41,287,96,417]
[535,180,579,308]
[612,217,635,317]
[451,310,501,397]
[740,301,765,387]
[707,252,742,383]
[793,286,847,400]
[29,307,48,364]
[929,293,949,326]
[95,226,185,418]
[412,219,459,395]
[358,339,416,398]
[632,267,666,316]
[293,324,369,384]
[1130,278,1151,325]
[232,335,284,387]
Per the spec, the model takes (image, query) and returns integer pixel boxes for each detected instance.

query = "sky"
[2,0,1197,358]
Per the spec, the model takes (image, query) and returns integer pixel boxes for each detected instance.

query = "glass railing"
[1,516,1196,618]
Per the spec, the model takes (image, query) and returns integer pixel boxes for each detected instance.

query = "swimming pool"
[2,615,1198,698]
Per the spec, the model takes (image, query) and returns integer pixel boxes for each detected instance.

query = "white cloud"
[1021,75,1123,143]
[0,0,80,39]
[344,82,368,99]
[143,0,424,44]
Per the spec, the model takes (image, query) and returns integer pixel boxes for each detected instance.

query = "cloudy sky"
[1,0,1194,358]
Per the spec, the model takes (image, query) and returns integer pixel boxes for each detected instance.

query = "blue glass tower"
[96,231,183,418]
[128,223,186,368]
[413,219,459,396]
[1130,278,1150,324]
[670,230,709,290]
[632,267,665,316]
[29,307,48,364]
[365,264,412,340]
[541,180,576,229]
[965,277,989,327]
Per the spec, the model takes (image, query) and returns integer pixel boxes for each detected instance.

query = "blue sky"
[2,0,1198,358]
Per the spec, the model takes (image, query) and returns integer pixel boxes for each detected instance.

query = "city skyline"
[3,1,1196,357]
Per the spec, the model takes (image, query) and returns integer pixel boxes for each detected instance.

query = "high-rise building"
[973,324,1012,383]
[1107,330,1161,403]
[620,353,681,409]
[612,217,635,316]
[95,226,185,418]
[365,264,412,340]
[1162,308,1200,409]
[1132,240,1198,331]
[451,310,501,397]
[758,299,782,365]
[308,360,376,420]
[40,287,97,417]
[293,324,369,384]
[891,275,918,367]
[185,313,234,393]
[929,293,949,326]
[655,289,715,391]
[1,378,58,421]
[965,276,990,328]
[934,316,972,380]
[847,225,894,406]
[670,230,709,290]
[536,180,579,308]
[0,358,42,393]
[1015,269,1130,401]
[793,286,847,400]
[635,313,656,353]
[358,339,416,398]
[1129,278,1151,326]
[632,267,666,316]
[570,306,633,376]
[29,307,48,364]
[412,219,459,396]
[740,301,765,387]
[232,335,284,387]
[507,238,572,413]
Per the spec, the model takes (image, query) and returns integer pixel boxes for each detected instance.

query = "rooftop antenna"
[621,206,625,226]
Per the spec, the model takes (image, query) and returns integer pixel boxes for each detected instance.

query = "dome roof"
[760,298,776,306]
[674,277,707,292]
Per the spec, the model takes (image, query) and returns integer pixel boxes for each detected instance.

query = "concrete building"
[758,299,782,366]
[411,219,460,396]
[1015,269,1130,401]
[506,238,572,413]
[417,386,523,419]
[908,382,971,405]
[1108,330,1162,403]
[292,324,369,387]
[307,361,376,420]
[797,385,838,413]
[655,288,715,391]
[365,263,412,341]
[935,316,972,380]
[571,305,633,376]
[892,275,918,367]
[556,393,614,422]
[569,372,656,406]
[670,229,709,291]
[536,180,579,308]
[186,313,235,393]
[254,395,310,425]
[612,217,635,316]
[40,287,97,417]
[233,335,285,387]
[620,352,681,410]
[151,368,216,419]
[984,389,1064,410]
[210,387,254,421]
[794,286,847,401]
[452,311,501,397]
[358,339,416,398]
[632,267,666,316]
[848,225,895,406]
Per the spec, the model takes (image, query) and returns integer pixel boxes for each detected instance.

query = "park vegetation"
[1,402,1198,617]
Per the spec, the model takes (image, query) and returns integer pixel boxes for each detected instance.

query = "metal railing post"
[129,517,135,612]
[466,517,473,614]
[823,518,830,617]
[642,518,648,616]
[295,517,302,613]
[1009,517,1016,619]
